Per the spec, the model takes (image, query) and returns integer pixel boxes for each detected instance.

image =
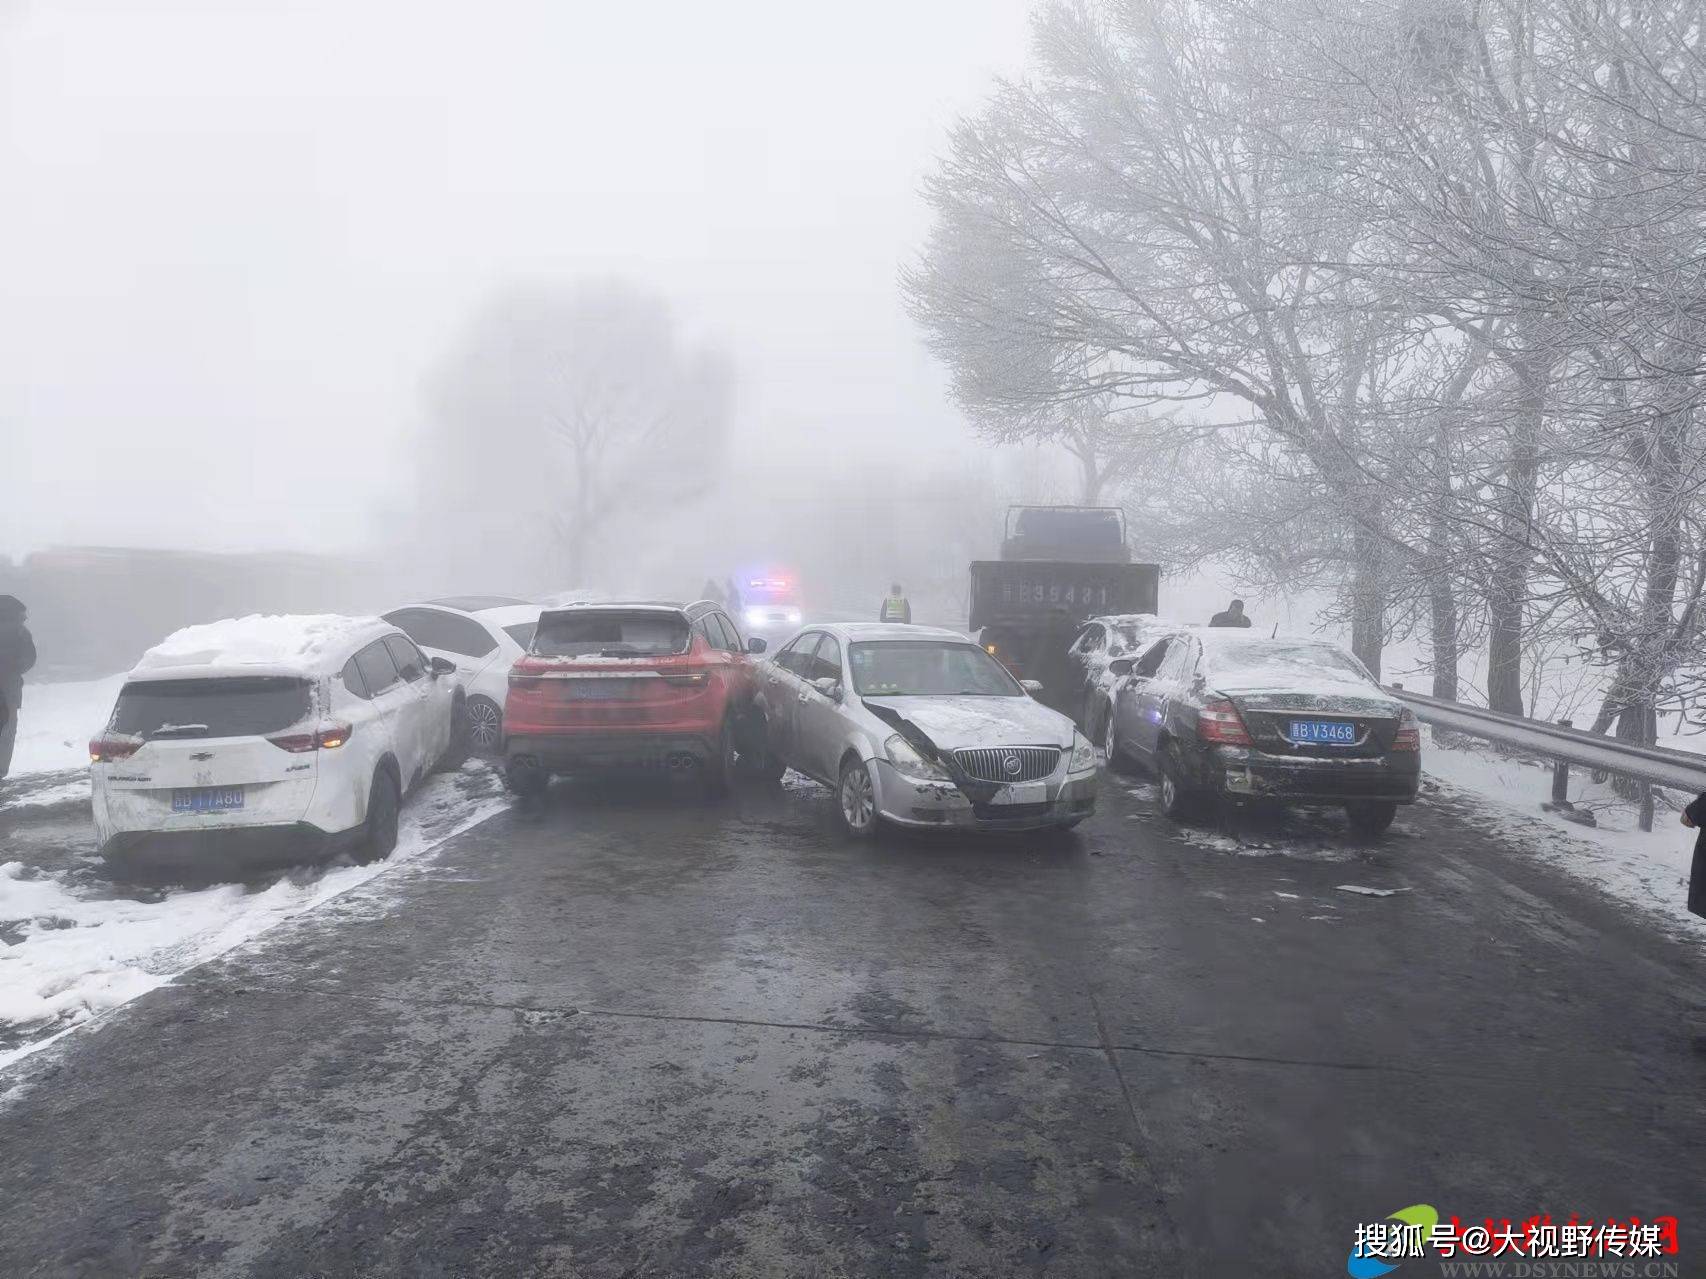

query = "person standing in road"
[1209,598,1253,628]
[879,583,911,624]
[0,595,37,780]
[1681,794,1706,921]
[1682,795,1706,1051]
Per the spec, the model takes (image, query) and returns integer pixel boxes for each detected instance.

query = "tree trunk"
[1079,451,1102,505]
[1349,523,1385,679]
[1486,362,1546,715]
[1425,423,1459,701]
[1607,409,1685,795]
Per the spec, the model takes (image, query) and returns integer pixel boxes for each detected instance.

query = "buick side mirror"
[429,656,456,678]
[1019,679,1045,696]
[1107,658,1133,677]
[747,637,767,654]
[812,676,843,702]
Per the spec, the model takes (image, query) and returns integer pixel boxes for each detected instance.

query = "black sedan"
[1102,632,1420,835]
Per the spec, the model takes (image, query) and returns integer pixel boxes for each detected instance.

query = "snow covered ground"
[2,669,510,1073]
[0,760,508,1071]
[1421,730,1704,935]
[7,675,123,778]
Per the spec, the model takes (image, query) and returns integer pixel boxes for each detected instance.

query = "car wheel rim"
[469,702,500,749]
[1161,770,1176,810]
[841,768,874,830]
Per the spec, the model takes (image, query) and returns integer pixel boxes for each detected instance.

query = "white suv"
[90,615,461,875]
[382,598,540,754]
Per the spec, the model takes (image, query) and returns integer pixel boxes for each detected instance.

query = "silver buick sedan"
[749,623,1098,838]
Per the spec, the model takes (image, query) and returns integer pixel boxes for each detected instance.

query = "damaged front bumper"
[1211,746,1419,804]
[873,760,1099,830]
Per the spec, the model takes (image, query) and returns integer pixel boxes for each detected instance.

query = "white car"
[382,598,541,753]
[1066,614,1188,738]
[90,614,461,875]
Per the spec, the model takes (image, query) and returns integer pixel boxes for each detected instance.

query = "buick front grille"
[952,746,1060,784]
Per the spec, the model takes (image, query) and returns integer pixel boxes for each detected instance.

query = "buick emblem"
[1002,753,1023,777]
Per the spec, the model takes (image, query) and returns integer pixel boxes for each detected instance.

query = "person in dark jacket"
[1681,794,1706,921]
[1209,598,1253,628]
[0,595,37,779]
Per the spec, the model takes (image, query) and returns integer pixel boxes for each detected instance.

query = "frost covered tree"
[424,280,733,586]
[910,0,1706,726]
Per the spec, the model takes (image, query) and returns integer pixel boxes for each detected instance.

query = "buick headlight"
[1068,731,1096,772]
[884,734,950,781]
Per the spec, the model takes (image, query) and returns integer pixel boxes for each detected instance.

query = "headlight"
[884,733,950,781]
[784,608,802,624]
[1068,731,1096,772]
[744,606,766,625]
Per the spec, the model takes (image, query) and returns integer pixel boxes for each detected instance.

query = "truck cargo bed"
[968,560,1161,633]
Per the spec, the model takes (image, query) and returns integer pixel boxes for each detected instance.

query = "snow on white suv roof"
[129,614,395,681]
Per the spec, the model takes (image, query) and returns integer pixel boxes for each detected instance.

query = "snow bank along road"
[0,761,509,1066]
[2,771,1704,1276]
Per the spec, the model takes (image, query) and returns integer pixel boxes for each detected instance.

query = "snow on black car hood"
[864,695,1076,749]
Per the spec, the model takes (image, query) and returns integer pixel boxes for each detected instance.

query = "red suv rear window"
[531,610,691,658]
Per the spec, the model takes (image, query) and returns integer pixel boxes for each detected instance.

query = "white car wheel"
[464,696,503,754]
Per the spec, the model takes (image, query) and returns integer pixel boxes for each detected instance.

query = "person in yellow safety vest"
[879,583,911,624]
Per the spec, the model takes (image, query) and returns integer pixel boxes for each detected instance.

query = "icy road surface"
[1,763,1702,1275]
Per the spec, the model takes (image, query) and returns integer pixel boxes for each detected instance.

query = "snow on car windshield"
[532,610,689,657]
[850,641,1021,697]
[109,676,312,740]
[1200,640,1374,693]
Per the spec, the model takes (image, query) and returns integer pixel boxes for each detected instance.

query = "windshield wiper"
[149,723,211,739]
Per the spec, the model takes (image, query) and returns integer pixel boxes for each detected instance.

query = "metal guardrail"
[1388,686,1706,830]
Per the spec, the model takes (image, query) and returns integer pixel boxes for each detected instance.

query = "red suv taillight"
[89,736,141,763]
[267,723,353,753]
[1392,708,1420,751]
[1196,697,1251,746]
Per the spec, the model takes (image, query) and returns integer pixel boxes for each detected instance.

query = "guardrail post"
[1639,785,1654,832]
[1551,719,1571,805]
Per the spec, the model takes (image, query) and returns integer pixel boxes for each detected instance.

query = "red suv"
[503,600,767,797]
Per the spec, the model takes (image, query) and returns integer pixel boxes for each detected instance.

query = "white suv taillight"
[1392,708,1420,751]
[89,735,142,763]
[267,723,353,753]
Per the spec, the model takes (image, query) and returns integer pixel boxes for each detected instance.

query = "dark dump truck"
[969,506,1160,709]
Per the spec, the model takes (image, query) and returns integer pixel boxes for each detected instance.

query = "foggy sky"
[0,0,1033,559]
